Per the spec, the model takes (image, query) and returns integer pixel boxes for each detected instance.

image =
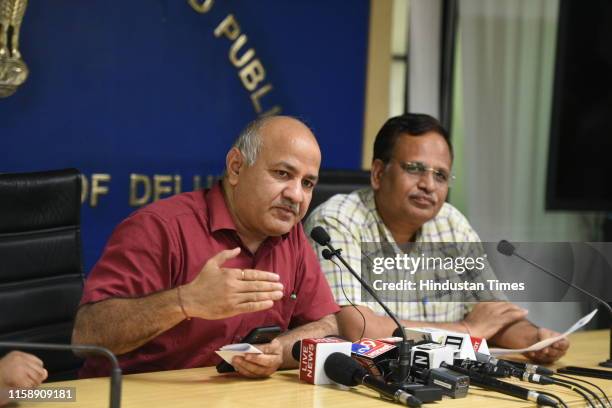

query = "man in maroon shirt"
[72,116,339,378]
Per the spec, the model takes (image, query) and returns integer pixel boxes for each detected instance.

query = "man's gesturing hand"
[463,302,528,339]
[181,247,284,320]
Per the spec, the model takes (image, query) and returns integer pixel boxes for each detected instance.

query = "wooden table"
[14,330,612,407]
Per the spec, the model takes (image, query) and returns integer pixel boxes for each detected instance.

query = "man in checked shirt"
[305,113,569,363]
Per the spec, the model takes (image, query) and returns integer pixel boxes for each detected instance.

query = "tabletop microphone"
[316,338,441,403]
[458,358,556,385]
[351,338,398,378]
[349,339,442,403]
[0,341,121,408]
[311,226,413,386]
[291,338,352,385]
[497,239,612,370]
[474,351,553,376]
[441,362,558,407]
[291,336,350,361]
[324,352,422,407]
[410,366,470,398]
[499,359,554,376]
[407,343,470,398]
[474,350,559,386]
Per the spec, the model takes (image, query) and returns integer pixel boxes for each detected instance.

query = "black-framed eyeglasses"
[394,160,455,187]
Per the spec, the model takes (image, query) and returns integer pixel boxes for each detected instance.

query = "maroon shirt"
[79,183,339,377]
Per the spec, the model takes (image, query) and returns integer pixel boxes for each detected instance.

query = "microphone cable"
[551,377,604,408]
[536,390,569,408]
[550,379,596,408]
[469,358,604,407]
[473,358,606,407]
[554,373,611,408]
[352,246,404,342]
[325,253,367,341]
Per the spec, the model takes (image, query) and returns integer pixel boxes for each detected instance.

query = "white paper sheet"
[489,309,598,355]
[215,343,263,365]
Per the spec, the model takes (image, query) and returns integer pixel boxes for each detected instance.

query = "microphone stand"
[320,244,414,388]
[498,240,612,370]
[0,342,122,408]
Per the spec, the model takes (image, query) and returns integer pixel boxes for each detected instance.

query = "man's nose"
[417,171,436,192]
[283,179,304,204]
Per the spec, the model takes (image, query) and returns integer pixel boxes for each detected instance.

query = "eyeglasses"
[394,160,455,187]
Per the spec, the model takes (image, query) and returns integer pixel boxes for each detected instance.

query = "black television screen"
[547,0,612,211]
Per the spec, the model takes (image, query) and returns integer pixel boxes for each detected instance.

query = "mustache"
[409,192,436,205]
[274,200,300,214]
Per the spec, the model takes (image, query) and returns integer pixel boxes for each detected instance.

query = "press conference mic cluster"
[305,226,612,407]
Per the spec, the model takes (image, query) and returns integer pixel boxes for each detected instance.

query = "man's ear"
[226,147,244,186]
[371,159,386,190]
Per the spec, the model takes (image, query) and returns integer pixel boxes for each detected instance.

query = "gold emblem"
[0,0,28,97]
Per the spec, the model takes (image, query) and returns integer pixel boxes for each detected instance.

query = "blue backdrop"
[1,1,369,272]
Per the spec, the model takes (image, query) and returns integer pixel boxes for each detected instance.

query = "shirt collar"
[207,181,237,233]
[206,181,286,248]
[363,187,424,246]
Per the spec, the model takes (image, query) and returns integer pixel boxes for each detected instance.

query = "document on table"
[489,309,598,355]
[215,343,263,365]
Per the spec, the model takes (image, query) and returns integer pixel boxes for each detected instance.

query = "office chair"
[0,168,85,381]
[305,169,371,219]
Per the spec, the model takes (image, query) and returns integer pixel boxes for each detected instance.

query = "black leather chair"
[305,169,371,219]
[0,169,85,380]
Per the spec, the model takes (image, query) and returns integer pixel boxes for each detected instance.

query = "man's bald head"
[232,116,319,167]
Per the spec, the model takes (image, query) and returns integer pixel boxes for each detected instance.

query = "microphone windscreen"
[322,248,333,260]
[310,226,331,246]
[291,340,301,362]
[497,240,516,256]
[323,352,364,386]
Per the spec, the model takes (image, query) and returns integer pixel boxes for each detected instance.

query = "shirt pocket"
[263,294,298,331]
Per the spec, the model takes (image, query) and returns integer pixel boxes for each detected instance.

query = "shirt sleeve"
[288,224,340,327]
[80,211,179,305]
